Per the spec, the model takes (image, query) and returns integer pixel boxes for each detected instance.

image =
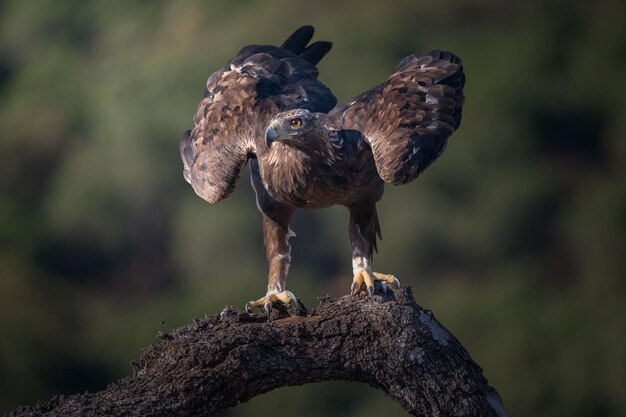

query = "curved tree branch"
[9,287,507,417]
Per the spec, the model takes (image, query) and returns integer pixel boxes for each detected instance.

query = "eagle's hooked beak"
[265,121,281,148]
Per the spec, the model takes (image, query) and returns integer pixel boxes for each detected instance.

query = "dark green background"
[1,1,625,416]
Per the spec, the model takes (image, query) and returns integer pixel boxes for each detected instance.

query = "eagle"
[180,26,465,317]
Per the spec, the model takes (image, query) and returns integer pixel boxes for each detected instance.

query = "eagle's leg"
[245,213,301,318]
[348,204,400,296]
[247,162,301,318]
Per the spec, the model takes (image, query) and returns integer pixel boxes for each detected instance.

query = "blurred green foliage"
[1,0,625,416]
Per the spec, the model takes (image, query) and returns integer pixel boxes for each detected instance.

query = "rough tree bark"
[9,287,507,417]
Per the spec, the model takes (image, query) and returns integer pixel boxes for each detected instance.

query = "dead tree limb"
[9,287,507,417]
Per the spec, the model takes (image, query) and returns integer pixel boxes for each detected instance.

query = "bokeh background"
[1,0,625,416]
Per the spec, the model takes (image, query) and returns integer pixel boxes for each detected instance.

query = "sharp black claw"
[367,285,375,297]
[286,291,298,305]
[264,303,271,321]
[245,303,252,314]
[350,282,359,296]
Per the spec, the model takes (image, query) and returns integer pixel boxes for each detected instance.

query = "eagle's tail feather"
[299,41,333,65]
[281,26,333,66]
[281,25,315,54]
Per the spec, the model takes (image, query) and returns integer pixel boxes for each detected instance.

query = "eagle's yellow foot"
[351,270,401,296]
[245,290,300,320]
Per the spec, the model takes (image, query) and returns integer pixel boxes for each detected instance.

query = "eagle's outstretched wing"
[330,51,465,185]
[181,26,336,203]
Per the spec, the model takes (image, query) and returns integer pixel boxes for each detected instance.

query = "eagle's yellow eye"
[290,118,303,128]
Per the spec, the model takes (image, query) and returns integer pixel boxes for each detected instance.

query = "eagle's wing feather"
[181,28,336,203]
[330,50,465,185]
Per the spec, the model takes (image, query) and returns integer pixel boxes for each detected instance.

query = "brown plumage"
[180,26,465,316]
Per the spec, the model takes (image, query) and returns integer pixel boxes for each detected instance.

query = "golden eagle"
[180,26,465,317]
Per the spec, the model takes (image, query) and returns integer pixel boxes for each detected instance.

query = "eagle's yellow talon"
[351,269,399,296]
[278,290,298,305]
[362,269,375,290]
[373,272,401,288]
[246,290,301,319]
[351,271,364,295]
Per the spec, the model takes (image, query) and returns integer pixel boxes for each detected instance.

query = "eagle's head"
[264,109,326,150]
